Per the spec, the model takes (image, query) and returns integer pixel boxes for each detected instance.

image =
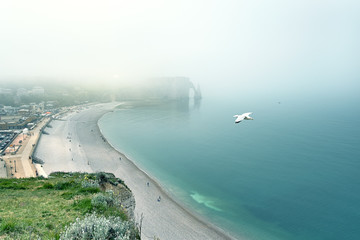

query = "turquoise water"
[98,96,360,240]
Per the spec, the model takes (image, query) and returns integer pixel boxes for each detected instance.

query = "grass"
[0,219,21,233]
[72,198,93,214]
[0,172,132,239]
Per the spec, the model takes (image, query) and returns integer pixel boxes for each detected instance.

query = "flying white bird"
[233,112,254,123]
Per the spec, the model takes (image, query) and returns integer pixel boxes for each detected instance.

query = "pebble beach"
[34,102,235,240]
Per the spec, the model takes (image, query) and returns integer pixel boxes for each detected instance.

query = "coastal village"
[1,86,48,178]
[0,85,87,179]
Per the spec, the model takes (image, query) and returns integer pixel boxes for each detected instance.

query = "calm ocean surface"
[98,96,360,240]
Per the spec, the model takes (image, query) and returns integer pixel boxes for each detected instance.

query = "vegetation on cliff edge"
[0,172,139,239]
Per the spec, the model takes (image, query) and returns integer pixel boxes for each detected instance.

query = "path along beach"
[34,102,236,240]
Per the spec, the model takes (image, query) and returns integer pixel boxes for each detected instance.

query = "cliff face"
[117,77,201,101]
[103,178,136,220]
[149,77,200,100]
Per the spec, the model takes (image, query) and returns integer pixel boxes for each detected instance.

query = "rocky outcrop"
[98,172,136,220]
[104,181,136,220]
[149,77,201,100]
[118,77,201,100]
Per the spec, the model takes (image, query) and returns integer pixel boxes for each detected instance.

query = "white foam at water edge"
[190,192,222,212]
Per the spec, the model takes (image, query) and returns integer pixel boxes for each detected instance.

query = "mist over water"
[99,88,360,240]
[1,1,359,239]
[1,0,359,93]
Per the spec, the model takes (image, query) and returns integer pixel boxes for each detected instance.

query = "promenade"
[2,117,49,178]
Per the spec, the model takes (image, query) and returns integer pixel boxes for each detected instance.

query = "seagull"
[233,112,254,123]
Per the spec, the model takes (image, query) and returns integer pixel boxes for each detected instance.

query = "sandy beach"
[34,102,236,240]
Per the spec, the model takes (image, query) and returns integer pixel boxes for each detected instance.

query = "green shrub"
[91,192,116,208]
[90,191,128,220]
[61,191,76,200]
[96,172,107,185]
[45,223,54,230]
[81,179,99,188]
[60,213,138,240]
[0,179,28,190]
[54,180,79,190]
[42,182,54,189]
[42,210,52,217]
[78,187,100,194]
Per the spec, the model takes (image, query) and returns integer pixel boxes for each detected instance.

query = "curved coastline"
[35,102,239,240]
[97,110,237,240]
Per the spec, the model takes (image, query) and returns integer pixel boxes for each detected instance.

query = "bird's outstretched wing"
[233,115,239,118]
[235,115,245,123]
[243,112,252,117]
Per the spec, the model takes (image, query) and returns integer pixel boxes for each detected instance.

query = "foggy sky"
[0,0,359,97]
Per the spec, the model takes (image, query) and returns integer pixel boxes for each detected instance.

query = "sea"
[98,92,360,240]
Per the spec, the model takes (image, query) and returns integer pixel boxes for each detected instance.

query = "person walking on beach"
[157,196,161,202]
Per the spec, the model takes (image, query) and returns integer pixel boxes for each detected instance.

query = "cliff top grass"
[0,172,136,240]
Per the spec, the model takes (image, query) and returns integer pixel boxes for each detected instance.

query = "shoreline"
[35,102,238,240]
[97,112,236,240]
